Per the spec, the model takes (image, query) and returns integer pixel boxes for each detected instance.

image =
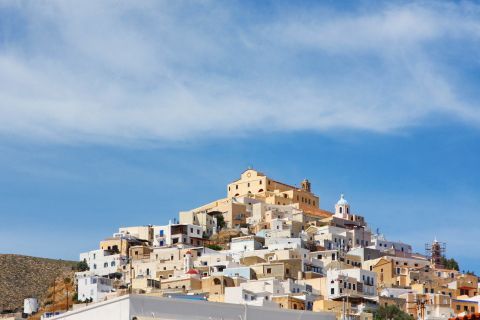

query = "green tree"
[374,305,414,320]
[206,244,223,251]
[76,259,89,271]
[216,215,226,230]
[440,257,459,271]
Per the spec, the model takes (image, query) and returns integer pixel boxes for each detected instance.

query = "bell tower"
[301,178,311,192]
[335,194,350,218]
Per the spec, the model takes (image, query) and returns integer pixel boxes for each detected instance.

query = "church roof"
[337,194,348,206]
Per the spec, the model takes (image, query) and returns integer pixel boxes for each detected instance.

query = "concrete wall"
[51,294,336,320]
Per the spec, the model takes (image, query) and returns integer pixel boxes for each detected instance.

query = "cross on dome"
[337,194,348,206]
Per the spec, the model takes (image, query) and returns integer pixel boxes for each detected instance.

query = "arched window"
[213,278,221,285]
[111,261,115,267]
[104,262,108,268]
[339,207,343,213]
[235,193,240,197]
[258,189,264,192]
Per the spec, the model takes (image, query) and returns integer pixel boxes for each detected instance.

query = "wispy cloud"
[0,1,479,144]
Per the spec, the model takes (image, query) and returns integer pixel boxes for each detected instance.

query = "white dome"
[337,194,348,206]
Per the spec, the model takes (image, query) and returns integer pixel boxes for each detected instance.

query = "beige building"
[118,226,154,243]
[272,295,306,310]
[180,198,247,229]
[201,275,237,301]
[227,169,319,210]
[100,236,147,257]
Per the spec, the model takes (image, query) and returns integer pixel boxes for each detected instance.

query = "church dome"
[337,194,348,206]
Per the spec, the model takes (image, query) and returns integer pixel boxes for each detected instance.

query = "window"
[339,207,342,213]
[259,180,262,185]
[111,261,115,267]
[331,288,335,295]
[266,268,272,274]
[236,185,238,189]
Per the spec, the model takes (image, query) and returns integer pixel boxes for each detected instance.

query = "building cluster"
[74,169,480,320]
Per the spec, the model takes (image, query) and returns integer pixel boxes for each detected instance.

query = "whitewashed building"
[76,275,114,302]
[79,249,127,277]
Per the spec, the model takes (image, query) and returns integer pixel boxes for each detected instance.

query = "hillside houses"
[73,168,480,320]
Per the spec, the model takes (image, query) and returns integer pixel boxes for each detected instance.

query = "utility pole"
[52,277,56,314]
[129,257,133,294]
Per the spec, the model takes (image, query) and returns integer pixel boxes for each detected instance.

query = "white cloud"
[0,1,479,144]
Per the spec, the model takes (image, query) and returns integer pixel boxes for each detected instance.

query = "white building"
[265,237,302,250]
[76,275,114,302]
[24,298,39,315]
[327,268,377,299]
[153,223,204,247]
[224,278,285,307]
[379,287,414,298]
[230,235,264,253]
[79,249,127,277]
[48,294,336,320]
[369,233,412,256]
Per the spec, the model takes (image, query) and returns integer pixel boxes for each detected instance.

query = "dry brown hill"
[0,254,76,313]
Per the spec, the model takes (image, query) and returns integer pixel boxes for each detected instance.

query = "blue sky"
[0,1,479,273]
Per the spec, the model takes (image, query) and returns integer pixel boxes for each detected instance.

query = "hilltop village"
[42,169,479,319]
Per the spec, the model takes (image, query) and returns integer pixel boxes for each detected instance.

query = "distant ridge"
[0,254,76,312]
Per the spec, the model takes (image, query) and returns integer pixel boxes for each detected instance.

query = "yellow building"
[227,169,320,212]
[272,295,306,310]
[201,275,237,301]
[100,236,147,257]
[452,298,479,315]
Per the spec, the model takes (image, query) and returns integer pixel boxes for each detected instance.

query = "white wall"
[79,249,126,277]
[52,294,337,320]
[77,276,113,302]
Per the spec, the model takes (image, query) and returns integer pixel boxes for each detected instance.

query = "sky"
[0,1,479,274]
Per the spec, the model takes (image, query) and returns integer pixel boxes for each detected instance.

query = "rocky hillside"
[0,254,76,312]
